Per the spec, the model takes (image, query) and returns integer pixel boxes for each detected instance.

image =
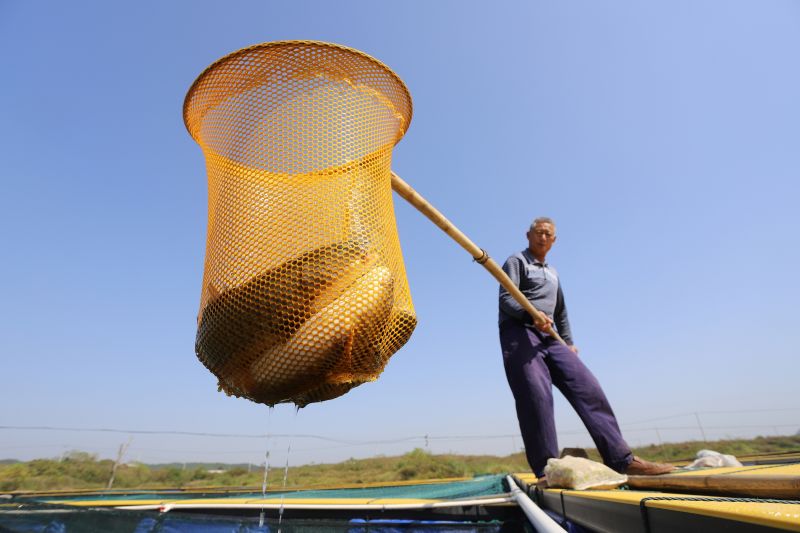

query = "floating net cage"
[183,41,416,407]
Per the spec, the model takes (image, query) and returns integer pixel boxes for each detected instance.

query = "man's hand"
[568,345,579,355]
[534,315,554,333]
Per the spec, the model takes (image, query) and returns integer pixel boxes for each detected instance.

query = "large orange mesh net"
[183,41,416,407]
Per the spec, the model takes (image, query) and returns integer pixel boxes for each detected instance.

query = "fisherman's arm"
[499,257,531,322]
[555,283,577,352]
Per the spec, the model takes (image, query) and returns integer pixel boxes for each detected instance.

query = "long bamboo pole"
[391,172,567,346]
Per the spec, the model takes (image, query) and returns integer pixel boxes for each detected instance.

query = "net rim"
[182,40,414,143]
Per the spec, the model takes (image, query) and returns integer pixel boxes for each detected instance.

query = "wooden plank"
[627,474,800,499]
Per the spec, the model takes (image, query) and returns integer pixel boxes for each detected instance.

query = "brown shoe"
[624,456,675,476]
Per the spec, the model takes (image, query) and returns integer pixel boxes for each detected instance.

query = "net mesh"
[16,475,507,503]
[183,41,416,407]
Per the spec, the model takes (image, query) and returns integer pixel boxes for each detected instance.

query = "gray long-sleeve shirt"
[498,249,574,345]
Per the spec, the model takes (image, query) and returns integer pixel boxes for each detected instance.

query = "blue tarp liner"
[0,512,509,532]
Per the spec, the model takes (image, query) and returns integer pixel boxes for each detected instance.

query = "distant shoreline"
[2,434,798,492]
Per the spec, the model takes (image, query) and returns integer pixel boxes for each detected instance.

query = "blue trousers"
[499,320,633,476]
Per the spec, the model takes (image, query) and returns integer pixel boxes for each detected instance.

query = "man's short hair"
[530,217,556,233]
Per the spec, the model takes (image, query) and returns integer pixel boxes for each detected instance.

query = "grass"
[2,435,797,492]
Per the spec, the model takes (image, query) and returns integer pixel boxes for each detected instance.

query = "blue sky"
[1,1,798,466]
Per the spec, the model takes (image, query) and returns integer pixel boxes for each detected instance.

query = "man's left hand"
[568,345,579,355]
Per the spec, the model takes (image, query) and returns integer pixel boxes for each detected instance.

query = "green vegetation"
[627,434,800,463]
[1,435,797,492]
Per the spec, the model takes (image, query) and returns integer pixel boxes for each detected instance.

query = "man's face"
[526,222,557,259]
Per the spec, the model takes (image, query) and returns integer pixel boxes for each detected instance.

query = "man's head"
[526,217,557,261]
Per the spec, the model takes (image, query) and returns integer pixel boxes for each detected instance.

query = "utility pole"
[694,412,708,443]
[107,437,132,490]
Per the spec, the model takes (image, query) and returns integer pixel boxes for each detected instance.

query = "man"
[499,217,673,482]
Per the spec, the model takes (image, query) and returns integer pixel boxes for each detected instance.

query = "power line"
[0,426,363,444]
[622,408,800,426]
[2,422,797,444]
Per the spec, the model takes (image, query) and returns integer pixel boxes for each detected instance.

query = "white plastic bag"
[544,456,628,490]
[686,449,743,468]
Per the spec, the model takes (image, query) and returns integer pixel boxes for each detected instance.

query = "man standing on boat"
[499,217,674,482]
